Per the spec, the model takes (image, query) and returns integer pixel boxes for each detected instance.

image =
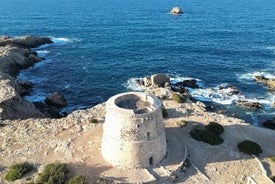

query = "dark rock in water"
[170,7,183,15]
[34,102,63,119]
[16,79,33,96]
[262,118,275,130]
[0,35,53,48]
[235,100,262,109]
[172,79,199,90]
[218,85,240,95]
[16,79,33,89]
[151,74,170,87]
[45,92,68,108]
[171,83,189,94]
[183,79,199,88]
[254,75,275,88]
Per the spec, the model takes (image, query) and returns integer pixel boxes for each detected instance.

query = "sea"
[0,0,275,125]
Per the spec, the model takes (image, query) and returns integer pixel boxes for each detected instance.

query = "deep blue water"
[1,0,275,123]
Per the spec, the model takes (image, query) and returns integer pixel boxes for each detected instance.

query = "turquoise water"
[1,0,275,123]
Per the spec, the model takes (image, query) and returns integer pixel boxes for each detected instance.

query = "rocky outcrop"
[171,79,199,94]
[0,36,60,120]
[262,118,275,130]
[170,7,183,15]
[254,75,275,88]
[0,74,45,120]
[140,74,170,88]
[235,100,262,109]
[45,92,68,108]
[0,35,53,48]
[151,74,170,87]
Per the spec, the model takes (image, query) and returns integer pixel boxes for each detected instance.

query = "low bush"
[171,93,185,103]
[0,122,7,127]
[237,140,262,156]
[90,119,98,124]
[176,120,187,128]
[36,161,69,184]
[205,122,224,135]
[162,106,168,118]
[269,175,275,182]
[4,162,33,181]
[269,156,275,162]
[190,128,224,145]
[68,174,90,184]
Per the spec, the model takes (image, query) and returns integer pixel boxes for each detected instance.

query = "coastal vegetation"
[269,156,275,162]
[171,93,185,103]
[190,122,224,145]
[4,162,33,181]
[176,120,187,127]
[237,140,262,156]
[270,175,275,182]
[68,174,90,184]
[36,161,69,184]
[89,118,98,124]
[205,122,224,135]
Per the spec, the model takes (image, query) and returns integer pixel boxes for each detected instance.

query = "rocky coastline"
[0,35,67,120]
[0,36,275,183]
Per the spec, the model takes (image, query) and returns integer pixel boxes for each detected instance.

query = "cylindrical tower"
[101,92,167,168]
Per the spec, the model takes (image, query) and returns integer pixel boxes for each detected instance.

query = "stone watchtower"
[101,92,167,168]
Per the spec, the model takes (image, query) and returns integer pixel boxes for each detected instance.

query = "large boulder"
[254,75,275,88]
[16,79,33,96]
[151,74,170,87]
[0,75,45,120]
[182,79,199,88]
[45,92,68,108]
[262,118,275,130]
[0,35,53,48]
[0,46,42,76]
[170,7,183,15]
[235,100,262,109]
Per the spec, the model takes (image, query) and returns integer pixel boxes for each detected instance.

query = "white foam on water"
[266,46,275,54]
[190,86,243,105]
[24,94,45,102]
[239,71,275,83]
[50,37,81,45]
[36,50,49,57]
[124,78,147,91]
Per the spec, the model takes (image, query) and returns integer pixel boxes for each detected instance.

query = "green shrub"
[176,120,187,128]
[68,174,90,184]
[36,161,69,184]
[162,106,168,118]
[172,93,185,103]
[269,156,275,162]
[0,122,7,127]
[269,175,275,182]
[237,140,262,156]
[190,128,224,145]
[205,122,224,135]
[90,119,98,124]
[4,162,33,181]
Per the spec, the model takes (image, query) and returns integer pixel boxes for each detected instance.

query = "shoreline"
[0,36,274,183]
[0,35,69,120]
[0,87,274,183]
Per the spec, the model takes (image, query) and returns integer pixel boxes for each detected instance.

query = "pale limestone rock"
[170,7,183,15]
